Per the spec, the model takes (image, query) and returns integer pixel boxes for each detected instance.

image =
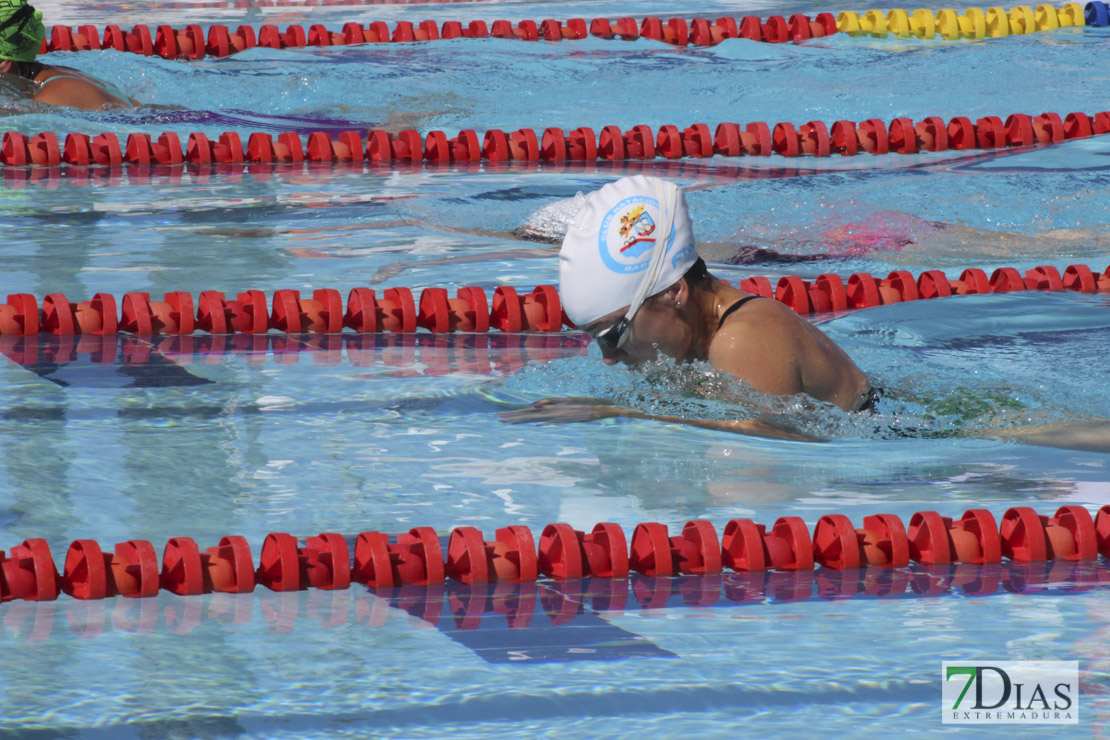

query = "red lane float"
[537,522,629,579]
[0,332,589,378]
[255,532,351,591]
[39,14,838,58]
[444,526,537,584]
[813,514,909,569]
[4,111,1106,172]
[10,557,1110,639]
[0,539,60,602]
[2,505,1108,603]
[2,262,1108,339]
[629,521,722,576]
[721,516,815,571]
[755,263,1110,316]
[160,535,256,595]
[1001,505,1099,562]
[0,285,563,337]
[63,539,160,599]
[908,509,1003,565]
[352,527,445,588]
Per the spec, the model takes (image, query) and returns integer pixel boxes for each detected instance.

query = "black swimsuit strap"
[717,295,760,330]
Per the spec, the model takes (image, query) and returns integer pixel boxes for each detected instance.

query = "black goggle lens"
[593,317,629,350]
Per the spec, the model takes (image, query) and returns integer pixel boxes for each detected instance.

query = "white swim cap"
[559,175,697,326]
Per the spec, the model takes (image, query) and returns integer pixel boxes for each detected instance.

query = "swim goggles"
[589,181,676,350]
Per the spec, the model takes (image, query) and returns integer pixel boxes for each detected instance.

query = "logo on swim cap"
[618,205,655,253]
[598,196,676,274]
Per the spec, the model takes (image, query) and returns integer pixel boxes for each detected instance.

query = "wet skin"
[501,272,872,440]
[584,275,870,412]
[0,60,137,110]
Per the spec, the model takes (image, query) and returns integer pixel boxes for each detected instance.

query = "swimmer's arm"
[499,398,815,442]
[618,408,815,441]
[971,421,1110,454]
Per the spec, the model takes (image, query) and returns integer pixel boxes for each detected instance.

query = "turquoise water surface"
[1,1,1108,737]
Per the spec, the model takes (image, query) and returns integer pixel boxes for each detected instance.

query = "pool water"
[1,0,1109,737]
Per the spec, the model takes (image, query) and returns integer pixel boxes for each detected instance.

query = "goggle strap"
[619,181,676,326]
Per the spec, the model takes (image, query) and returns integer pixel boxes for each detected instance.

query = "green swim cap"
[0,0,44,63]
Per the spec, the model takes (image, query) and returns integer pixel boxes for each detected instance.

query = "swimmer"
[498,177,1110,451]
[0,0,138,110]
[501,175,873,440]
[366,193,832,284]
[368,186,1105,282]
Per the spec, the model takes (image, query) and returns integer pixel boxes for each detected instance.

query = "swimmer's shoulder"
[709,295,796,358]
[709,294,819,368]
[706,296,806,397]
[718,293,797,330]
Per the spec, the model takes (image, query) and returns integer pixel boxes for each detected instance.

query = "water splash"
[497,338,1096,443]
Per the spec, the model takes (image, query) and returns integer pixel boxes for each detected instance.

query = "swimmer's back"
[33,67,137,110]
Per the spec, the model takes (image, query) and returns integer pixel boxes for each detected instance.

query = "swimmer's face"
[585,307,647,365]
[584,298,688,367]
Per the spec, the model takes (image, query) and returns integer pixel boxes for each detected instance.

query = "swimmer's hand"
[499,397,816,442]
[370,262,408,284]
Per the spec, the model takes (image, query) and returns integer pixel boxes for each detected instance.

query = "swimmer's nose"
[598,343,626,365]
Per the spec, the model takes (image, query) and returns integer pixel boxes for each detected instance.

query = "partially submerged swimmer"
[498,176,1110,452]
[502,175,873,440]
[0,1,138,110]
[367,186,1104,283]
[367,194,839,284]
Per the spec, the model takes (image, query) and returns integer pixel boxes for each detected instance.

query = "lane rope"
[0,332,590,376]
[34,3,1104,59]
[6,558,1108,639]
[3,111,1107,170]
[1,505,1106,602]
[1,263,1106,338]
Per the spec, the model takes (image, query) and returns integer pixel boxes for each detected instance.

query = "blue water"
[1,1,1109,737]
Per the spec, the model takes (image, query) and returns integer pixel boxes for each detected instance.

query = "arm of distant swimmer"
[361,217,559,282]
[371,247,555,283]
[498,397,816,442]
[368,240,775,283]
